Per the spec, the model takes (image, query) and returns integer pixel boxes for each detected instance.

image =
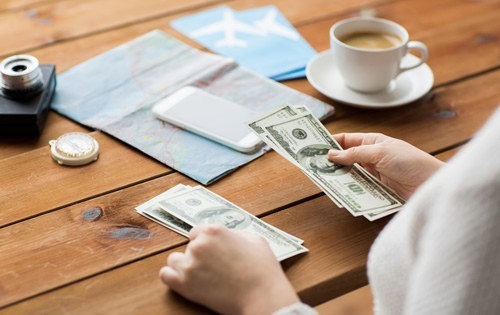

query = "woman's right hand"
[328,133,445,200]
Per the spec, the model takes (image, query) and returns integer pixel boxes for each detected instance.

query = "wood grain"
[0,0,390,58]
[1,68,497,228]
[1,195,388,312]
[0,0,225,56]
[20,0,391,70]
[0,132,169,227]
[316,285,373,315]
[0,130,468,307]
[1,0,498,313]
[435,146,463,162]
[0,146,330,306]
[0,0,62,12]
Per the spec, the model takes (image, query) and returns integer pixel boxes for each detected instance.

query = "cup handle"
[399,41,428,74]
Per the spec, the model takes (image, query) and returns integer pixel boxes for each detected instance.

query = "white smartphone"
[152,86,263,153]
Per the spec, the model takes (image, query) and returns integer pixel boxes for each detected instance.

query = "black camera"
[0,55,56,136]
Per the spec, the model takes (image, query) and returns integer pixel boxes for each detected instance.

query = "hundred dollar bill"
[157,185,308,261]
[363,206,401,221]
[141,205,192,237]
[262,113,403,215]
[136,184,192,237]
[247,105,404,218]
[137,184,304,244]
[248,104,299,135]
[248,105,344,208]
[354,166,405,220]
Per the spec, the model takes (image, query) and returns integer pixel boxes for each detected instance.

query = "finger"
[167,251,186,271]
[190,224,227,241]
[333,133,387,149]
[328,144,383,166]
[189,225,203,240]
[159,266,182,290]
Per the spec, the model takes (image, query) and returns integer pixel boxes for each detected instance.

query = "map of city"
[51,30,334,184]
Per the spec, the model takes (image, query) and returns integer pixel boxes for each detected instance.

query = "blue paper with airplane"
[171,5,316,81]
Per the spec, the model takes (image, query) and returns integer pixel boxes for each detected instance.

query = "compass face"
[50,132,99,166]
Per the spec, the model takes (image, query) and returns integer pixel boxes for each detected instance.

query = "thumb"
[328,145,382,166]
[159,266,182,289]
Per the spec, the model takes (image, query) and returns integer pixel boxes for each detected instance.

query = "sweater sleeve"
[368,109,500,315]
[402,111,500,314]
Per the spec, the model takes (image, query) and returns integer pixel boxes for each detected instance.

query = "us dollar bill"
[248,105,344,208]
[157,185,308,261]
[136,184,193,236]
[141,205,192,237]
[257,111,403,215]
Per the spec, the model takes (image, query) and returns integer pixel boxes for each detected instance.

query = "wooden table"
[0,0,498,313]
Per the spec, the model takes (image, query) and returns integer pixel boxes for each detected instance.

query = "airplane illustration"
[188,8,265,47]
[253,8,300,41]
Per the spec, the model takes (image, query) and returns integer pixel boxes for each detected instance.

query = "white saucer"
[306,50,434,108]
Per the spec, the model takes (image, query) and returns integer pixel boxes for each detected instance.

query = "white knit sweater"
[276,109,500,315]
[369,109,500,314]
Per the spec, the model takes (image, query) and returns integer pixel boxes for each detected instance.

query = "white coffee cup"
[330,17,428,93]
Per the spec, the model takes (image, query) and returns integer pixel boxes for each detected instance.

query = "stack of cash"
[136,184,308,261]
[247,105,404,221]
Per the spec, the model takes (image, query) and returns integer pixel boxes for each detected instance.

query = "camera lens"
[0,55,44,98]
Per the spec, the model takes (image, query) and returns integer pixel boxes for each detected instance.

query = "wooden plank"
[0,145,332,306]
[1,69,497,226]
[0,0,226,56]
[0,1,495,314]
[0,104,473,307]
[0,0,62,12]
[1,195,388,312]
[315,285,373,315]
[0,132,169,227]
[18,0,389,70]
[0,0,389,58]
[0,144,482,310]
[23,0,497,78]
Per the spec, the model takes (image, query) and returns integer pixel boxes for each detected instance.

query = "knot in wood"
[433,109,457,119]
[110,226,150,240]
[476,34,494,44]
[83,207,103,221]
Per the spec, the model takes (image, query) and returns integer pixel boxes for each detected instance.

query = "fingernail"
[328,149,340,157]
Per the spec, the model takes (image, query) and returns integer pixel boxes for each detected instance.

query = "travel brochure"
[171,5,316,81]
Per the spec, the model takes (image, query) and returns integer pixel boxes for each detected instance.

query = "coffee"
[340,32,401,50]
[330,17,428,92]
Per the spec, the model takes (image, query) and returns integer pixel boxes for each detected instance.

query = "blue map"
[51,31,333,184]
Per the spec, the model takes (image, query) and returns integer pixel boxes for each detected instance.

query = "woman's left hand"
[160,224,300,315]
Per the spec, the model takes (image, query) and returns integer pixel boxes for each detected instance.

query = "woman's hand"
[160,225,299,315]
[328,133,445,200]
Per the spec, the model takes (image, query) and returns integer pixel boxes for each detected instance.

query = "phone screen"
[160,90,256,143]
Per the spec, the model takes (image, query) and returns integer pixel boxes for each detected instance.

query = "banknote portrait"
[193,206,251,229]
[297,144,350,176]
